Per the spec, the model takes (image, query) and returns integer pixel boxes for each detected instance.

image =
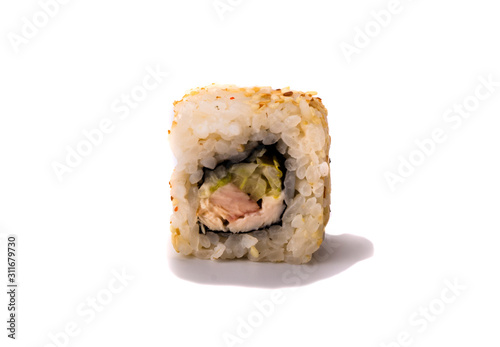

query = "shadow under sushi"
[168,233,374,288]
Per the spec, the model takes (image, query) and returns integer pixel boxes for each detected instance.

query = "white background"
[1,0,500,346]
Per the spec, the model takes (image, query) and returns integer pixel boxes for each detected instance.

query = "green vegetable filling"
[206,150,283,201]
[209,174,232,193]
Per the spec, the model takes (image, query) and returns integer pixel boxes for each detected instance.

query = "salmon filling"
[197,146,286,233]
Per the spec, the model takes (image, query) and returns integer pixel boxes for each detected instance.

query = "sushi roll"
[169,85,330,264]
